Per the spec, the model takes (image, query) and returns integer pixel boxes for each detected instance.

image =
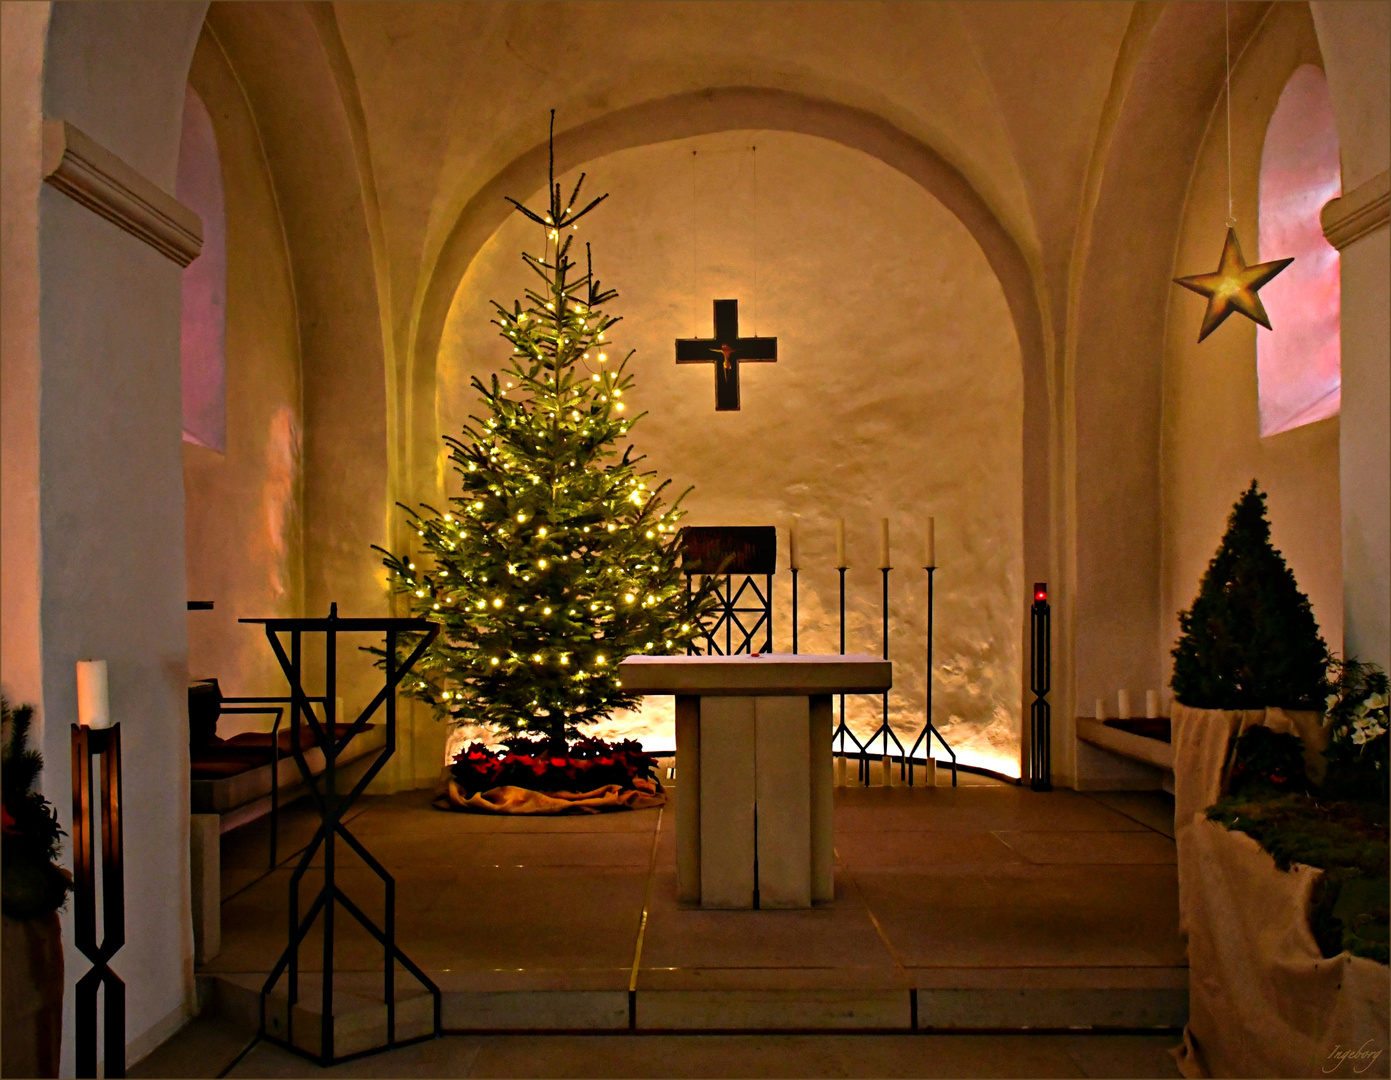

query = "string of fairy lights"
[374,113,716,740]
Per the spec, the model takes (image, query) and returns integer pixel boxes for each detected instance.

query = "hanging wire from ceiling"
[1225,0,1235,227]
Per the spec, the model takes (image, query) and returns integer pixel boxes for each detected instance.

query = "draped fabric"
[433,775,665,815]
[1170,705,1388,1078]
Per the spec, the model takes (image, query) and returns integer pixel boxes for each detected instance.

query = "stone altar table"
[617,654,892,909]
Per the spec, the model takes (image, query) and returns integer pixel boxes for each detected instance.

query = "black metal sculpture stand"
[1030,584,1052,791]
[908,566,957,787]
[240,605,442,1065]
[71,723,125,1079]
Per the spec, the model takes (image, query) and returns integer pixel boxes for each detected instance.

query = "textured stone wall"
[438,130,1023,773]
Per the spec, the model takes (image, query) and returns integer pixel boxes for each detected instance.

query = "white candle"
[835,518,846,568]
[924,517,936,568]
[882,753,893,786]
[879,518,891,569]
[1145,690,1160,719]
[1095,697,1106,720]
[76,660,111,729]
[1117,689,1131,720]
[788,517,800,571]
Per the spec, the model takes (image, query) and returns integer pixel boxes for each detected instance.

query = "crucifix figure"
[675,299,777,411]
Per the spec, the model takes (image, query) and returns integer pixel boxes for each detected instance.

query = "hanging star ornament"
[1173,228,1294,343]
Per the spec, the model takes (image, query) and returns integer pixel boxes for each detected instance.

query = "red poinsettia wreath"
[447,737,662,799]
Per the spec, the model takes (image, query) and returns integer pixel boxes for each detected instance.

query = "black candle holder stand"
[239,605,442,1066]
[71,722,126,1079]
[830,565,867,781]
[861,567,905,784]
[790,567,799,654]
[1029,584,1053,791]
[907,566,957,787]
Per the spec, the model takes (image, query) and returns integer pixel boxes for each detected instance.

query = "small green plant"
[2,697,72,918]
[1324,658,1389,802]
[1208,792,1388,963]
[1171,481,1329,710]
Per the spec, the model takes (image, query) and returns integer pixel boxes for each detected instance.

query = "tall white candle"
[1145,690,1160,719]
[924,517,936,568]
[879,518,891,569]
[1117,689,1131,720]
[788,517,800,570]
[835,518,846,568]
[1095,697,1106,720]
[76,660,111,729]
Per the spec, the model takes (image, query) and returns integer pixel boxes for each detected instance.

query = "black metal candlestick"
[863,566,905,785]
[790,567,799,654]
[240,604,442,1065]
[830,565,866,782]
[71,723,125,1079]
[908,566,957,787]
[1029,583,1052,791]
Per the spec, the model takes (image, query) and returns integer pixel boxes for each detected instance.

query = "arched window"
[176,84,227,452]
[1256,64,1340,437]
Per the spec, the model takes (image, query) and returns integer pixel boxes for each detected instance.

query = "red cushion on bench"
[1102,717,1172,743]
[225,722,374,755]
[191,758,265,779]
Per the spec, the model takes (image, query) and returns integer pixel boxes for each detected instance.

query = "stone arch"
[407,87,1051,597]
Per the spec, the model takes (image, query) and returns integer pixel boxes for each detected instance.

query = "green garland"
[2,697,72,918]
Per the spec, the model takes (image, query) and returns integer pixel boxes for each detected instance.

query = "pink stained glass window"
[1256,65,1341,437]
[176,85,227,452]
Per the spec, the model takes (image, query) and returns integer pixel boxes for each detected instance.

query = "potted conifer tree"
[2,697,71,1078]
[1168,484,1388,1077]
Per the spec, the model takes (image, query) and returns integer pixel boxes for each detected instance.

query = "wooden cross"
[675,299,777,411]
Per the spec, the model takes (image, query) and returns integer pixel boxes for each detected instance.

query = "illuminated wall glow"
[1256,64,1340,437]
[176,84,227,452]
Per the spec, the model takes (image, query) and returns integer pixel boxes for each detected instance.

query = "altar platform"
[193,775,1185,1044]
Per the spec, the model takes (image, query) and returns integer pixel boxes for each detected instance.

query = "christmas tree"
[377,116,714,753]
[1171,481,1329,710]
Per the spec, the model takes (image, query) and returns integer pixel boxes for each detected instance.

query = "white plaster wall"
[1,0,50,716]
[1310,0,1390,671]
[1336,226,1390,671]
[35,2,209,1070]
[438,130,1023,773]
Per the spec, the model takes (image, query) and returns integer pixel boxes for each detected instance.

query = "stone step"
[200,966,1186,1036]
[206,972,435,1059]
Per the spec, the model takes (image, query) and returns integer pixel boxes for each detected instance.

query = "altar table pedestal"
[617,655,892,909]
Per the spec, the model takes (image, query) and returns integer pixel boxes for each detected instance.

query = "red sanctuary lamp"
[1029,583,1052,791]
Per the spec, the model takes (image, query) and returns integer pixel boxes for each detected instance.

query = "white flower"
[1365,692,1387,711]
[1326,693,1340,711]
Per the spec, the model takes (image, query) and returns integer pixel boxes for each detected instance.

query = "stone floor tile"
[130,1015,257,1078]
[1079,793,1176,839]
[833,787,1148,834]
[639,871,897,971]
[462,1033,1087,1078]
[854,866,1184,968]
[991,830,1176,864]
[1062,1034,1184,1078]
[834,829,1027,871]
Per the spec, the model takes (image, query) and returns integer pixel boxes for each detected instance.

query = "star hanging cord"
[1171,1,1293,344]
